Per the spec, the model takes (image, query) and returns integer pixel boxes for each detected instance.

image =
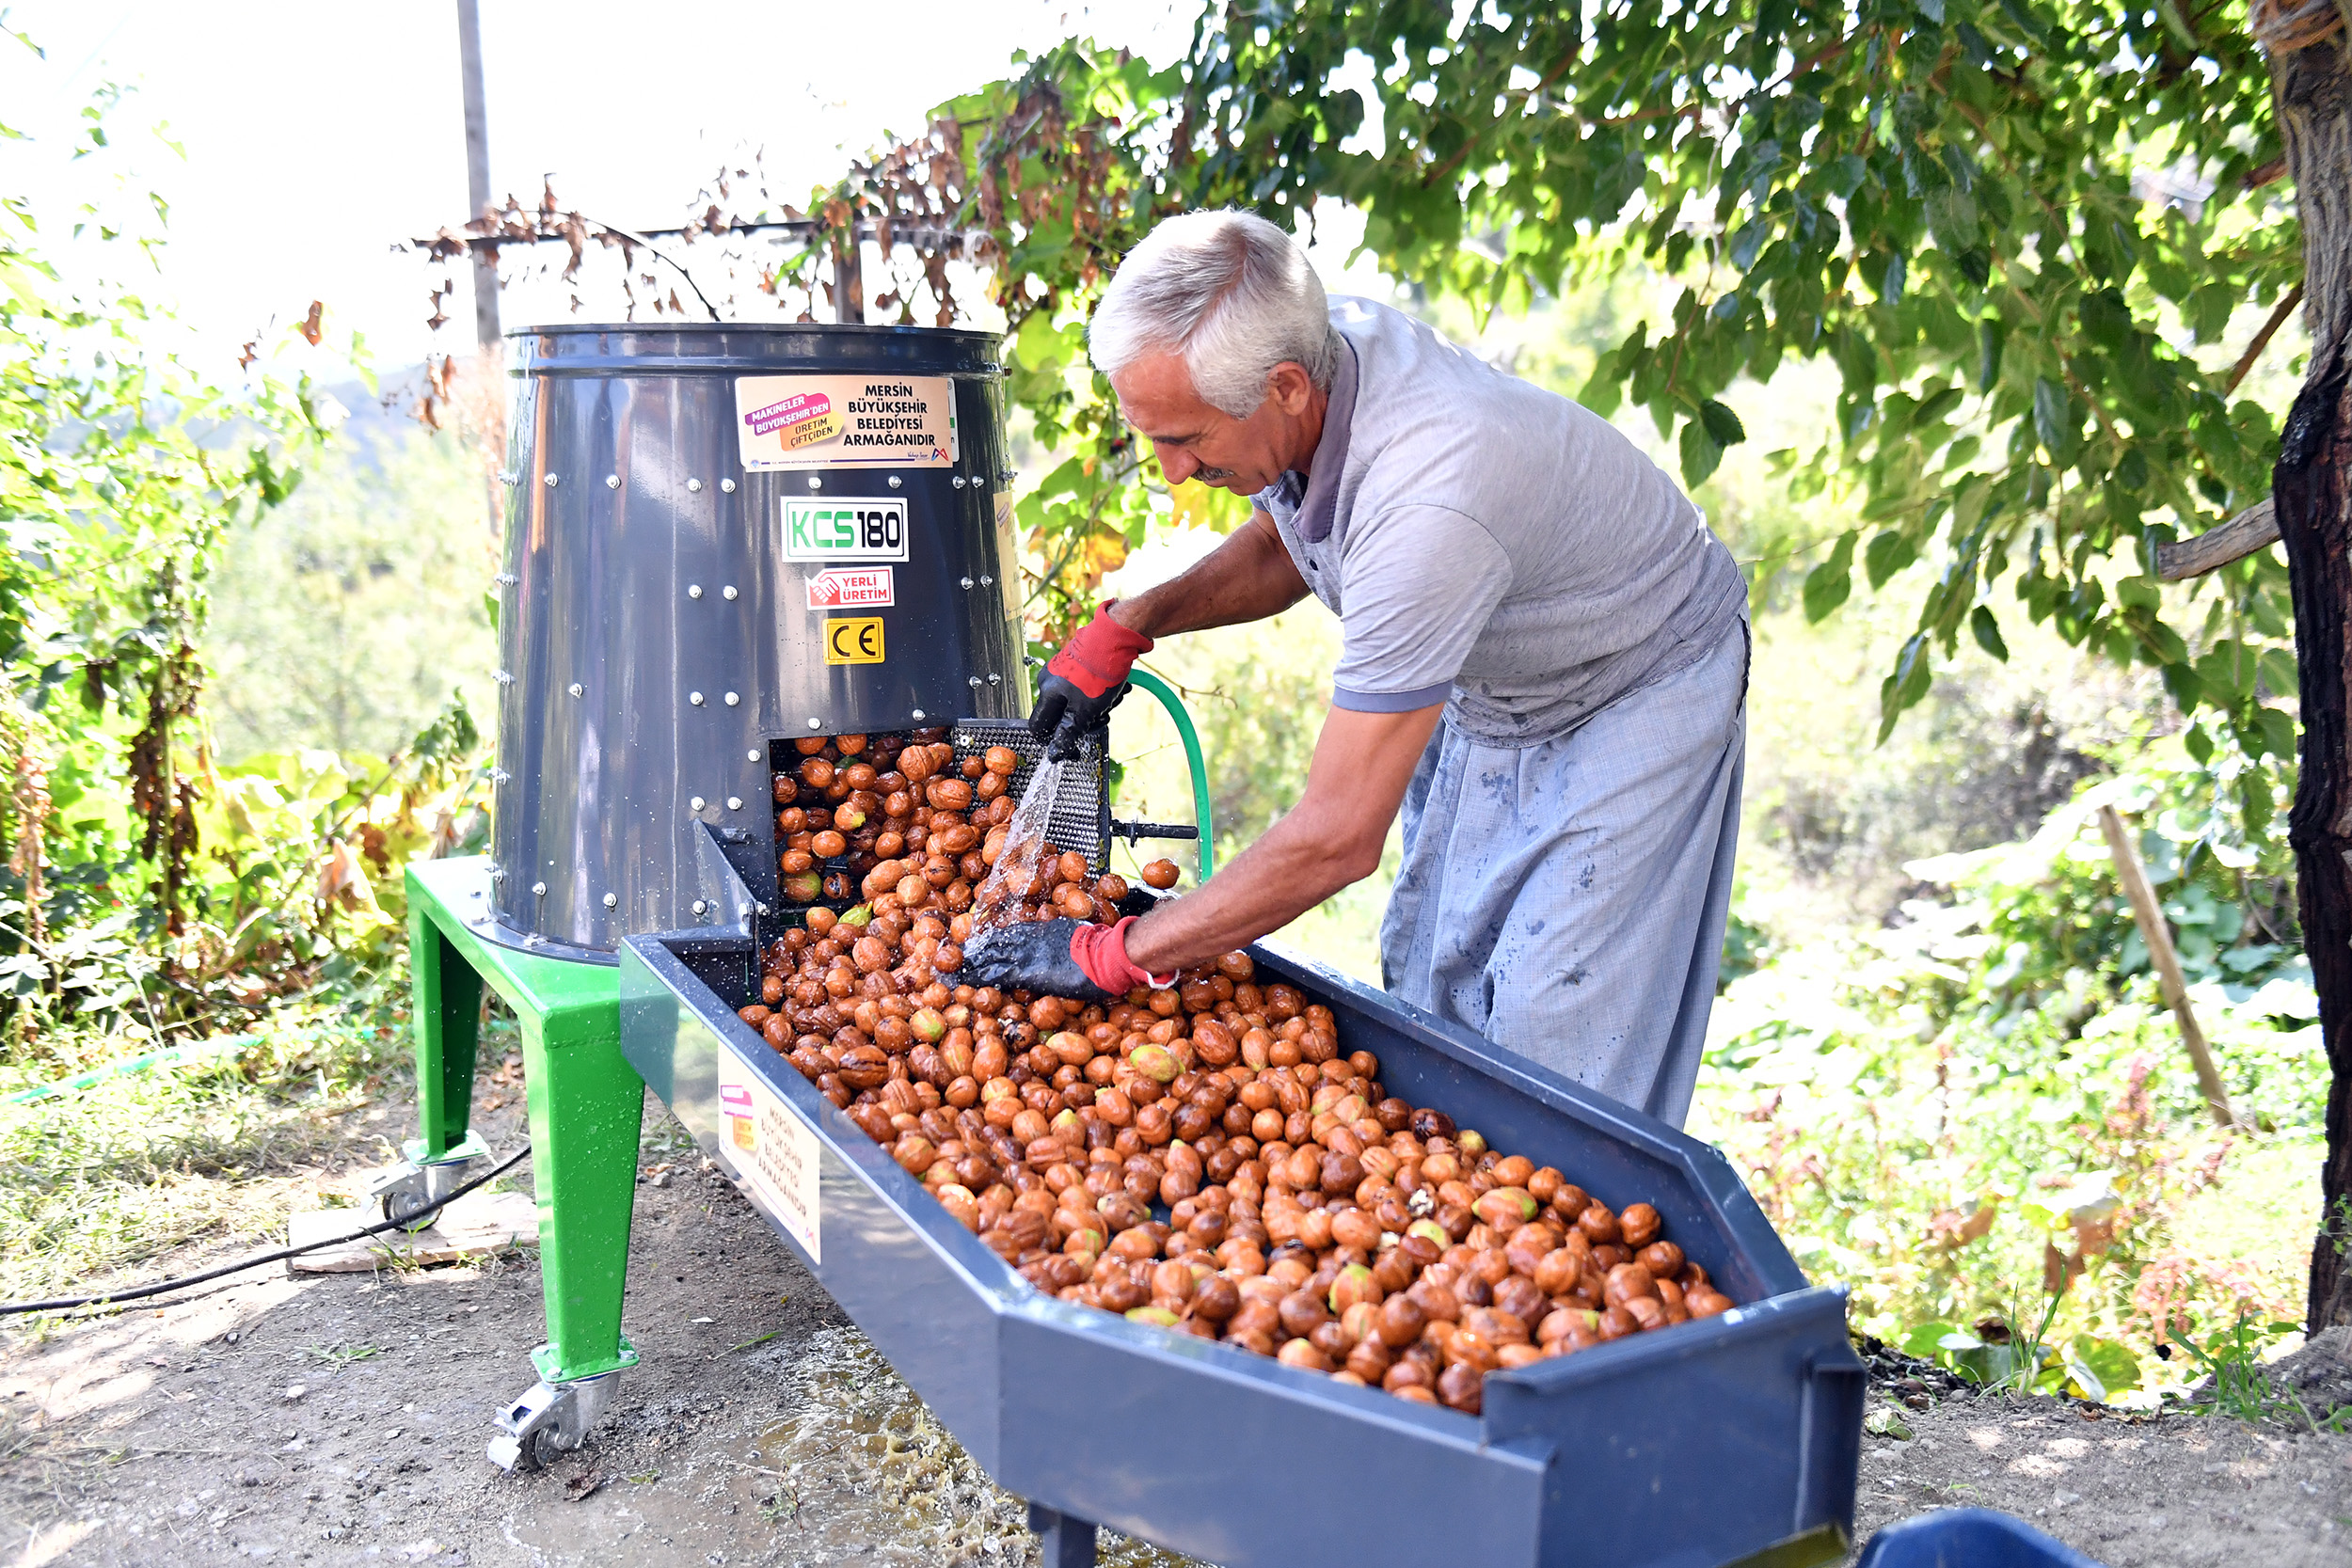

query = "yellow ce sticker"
[824,617,885,665]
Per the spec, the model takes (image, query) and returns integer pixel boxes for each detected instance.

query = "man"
[963,210,1747,1127]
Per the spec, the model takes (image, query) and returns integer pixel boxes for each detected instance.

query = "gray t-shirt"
[1257,297,1745,747]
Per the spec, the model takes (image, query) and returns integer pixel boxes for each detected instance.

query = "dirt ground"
[0,1087,2347,1568]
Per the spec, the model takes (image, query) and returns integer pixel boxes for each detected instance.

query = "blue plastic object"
[619,930,1864,1568]
[1856,1509,2104,1568]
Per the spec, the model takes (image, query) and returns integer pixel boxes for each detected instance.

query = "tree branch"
[2228,282,2304,394]
[2246,154,2288,189]
[2154,496,2280,580]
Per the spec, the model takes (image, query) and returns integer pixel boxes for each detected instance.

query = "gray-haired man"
[963,209,1748,1127]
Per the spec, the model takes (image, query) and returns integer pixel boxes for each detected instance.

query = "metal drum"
[486,324,1020,958]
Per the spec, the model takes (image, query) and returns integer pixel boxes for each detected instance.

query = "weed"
[300,1344,384,1368]
[759,1488,800,1524]
[2159,1309,2304,1422]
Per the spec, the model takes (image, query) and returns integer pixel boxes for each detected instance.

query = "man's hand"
[959,918,1117,1004]
[1029,606,1153,759]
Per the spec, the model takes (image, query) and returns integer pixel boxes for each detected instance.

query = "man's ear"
[1264,360,1318,415]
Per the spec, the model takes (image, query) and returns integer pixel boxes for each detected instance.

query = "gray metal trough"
[618,927,1863,1568]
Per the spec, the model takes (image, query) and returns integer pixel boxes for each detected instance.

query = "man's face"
[1110,352,1318,496]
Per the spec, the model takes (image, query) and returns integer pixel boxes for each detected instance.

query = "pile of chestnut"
[742,731,1731,1417]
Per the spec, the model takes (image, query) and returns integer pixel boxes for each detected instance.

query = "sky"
[0,0,1257,377]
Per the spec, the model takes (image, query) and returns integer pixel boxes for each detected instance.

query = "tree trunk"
[2270,32,2352,1329]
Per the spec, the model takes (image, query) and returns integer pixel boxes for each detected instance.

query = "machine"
[389,320,1862,1566]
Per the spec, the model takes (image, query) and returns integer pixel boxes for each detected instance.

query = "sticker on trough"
[805,565,894,610]
[718,1051,822,1264]
[735,374,958,470]
[782,497,907,562]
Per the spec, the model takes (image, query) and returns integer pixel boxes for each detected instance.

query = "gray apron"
[1380,622,1748,1128]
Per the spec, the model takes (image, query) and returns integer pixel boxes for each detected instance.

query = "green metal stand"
[405,856,641,1386]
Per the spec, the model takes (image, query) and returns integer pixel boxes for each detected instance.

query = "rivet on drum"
[726,797,743,811]
[604,474,619,489]
[723,692,740,705]
[691,899,708,915]
[807,475,821,491]
[723,586,739,601]
[688,584,704,599]
[687,478,704,493]
[888,474,902,489]
[721,478,737,493]
[690,797,707,812]
[690,691,706,706]
[567,683,582,698]
[542,473,559,487]
[602,893,617,910]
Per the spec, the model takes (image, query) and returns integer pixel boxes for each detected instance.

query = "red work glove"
[1069,915,1176,994]
[1029,603,1152,759]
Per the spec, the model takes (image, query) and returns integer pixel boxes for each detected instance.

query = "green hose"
[6,1033,262,1106]
[1126,667,1216,879]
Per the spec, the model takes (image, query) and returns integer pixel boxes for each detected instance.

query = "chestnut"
[1619,1202,1662,1251]
[1436,1362,1484,1414]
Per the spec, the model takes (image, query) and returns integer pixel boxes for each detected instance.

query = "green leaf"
[1865,530,1917,588]
[1970,604,2009,661]
[1803,533,1856,623]
[1700,399,1747,448]
[1679,415,1724,488]
[2032,377,2073,455]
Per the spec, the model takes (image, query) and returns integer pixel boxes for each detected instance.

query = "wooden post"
[455,0,500,352]
[2096,805,2242,1130]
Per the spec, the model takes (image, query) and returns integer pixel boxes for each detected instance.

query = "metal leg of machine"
[401,857,643,1470]
[1026,1502,1098,1568]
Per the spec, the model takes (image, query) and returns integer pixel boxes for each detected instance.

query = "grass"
[0,994,511,1307]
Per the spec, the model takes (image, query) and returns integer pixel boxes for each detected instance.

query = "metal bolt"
[888,474,902,489]
[490,866,505,881]
[960,577,974,591]
[979,574,993,586]
[496,572,517,585]
[988,673,1002,685]
[747,749,760,762]
[726,795,743,811]
[755,902,771,916]
[723,691,739,706]
[498,470,517,486]
[998,469,1016,483]
[490,768,511,784]
[692,899,708,916]
[722,585,739,601]
[532,881,548,897]
[543,473,559,487]
[605,474,619,489]
[493,670,514,685]
[806,475,822,491]
[687,477,704,493]
[952,475,967,489]
[690,691,706,706]
[691,796,707,811]
[968,675,982,688]
[689,584,704,599]
[807,718,823,731]
[568,683,583,698]
[721,478,737,493]
[911,708,927,721]
[603,893,618,910]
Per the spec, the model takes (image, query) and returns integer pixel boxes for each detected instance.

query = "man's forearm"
[1111,511,1309,640]
[1120,807,1377,976]
[1118,704,1444,977]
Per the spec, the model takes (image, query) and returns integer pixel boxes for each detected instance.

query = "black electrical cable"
[0,1142,532,1318]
